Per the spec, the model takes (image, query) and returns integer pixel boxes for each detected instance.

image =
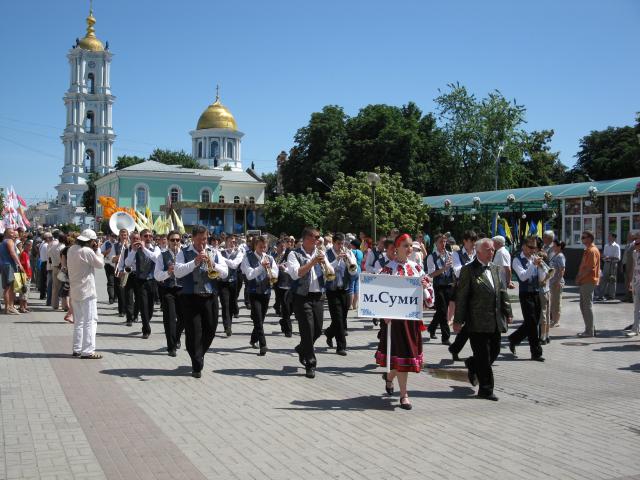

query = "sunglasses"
[169,238,181,242]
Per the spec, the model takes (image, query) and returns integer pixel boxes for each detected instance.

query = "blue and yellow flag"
[537,220,543,238]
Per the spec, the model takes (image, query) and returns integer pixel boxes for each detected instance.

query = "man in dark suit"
[454,237,513,401]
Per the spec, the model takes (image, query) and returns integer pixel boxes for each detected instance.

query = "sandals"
[80,353,103,359]
[382,372,394,395]
[64,315,74,323]
[400,395,412,410]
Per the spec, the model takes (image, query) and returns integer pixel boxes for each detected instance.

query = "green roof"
[423,176,640,212]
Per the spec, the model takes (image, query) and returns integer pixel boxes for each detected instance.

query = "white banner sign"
[358,273,423,320]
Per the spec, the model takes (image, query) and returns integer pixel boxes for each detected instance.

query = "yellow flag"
[503,219,512,242]
[524,221,530,237]
[537,220,543,238]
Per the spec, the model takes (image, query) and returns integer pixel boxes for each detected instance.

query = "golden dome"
[196,90,238,131]
[78,7,104,52]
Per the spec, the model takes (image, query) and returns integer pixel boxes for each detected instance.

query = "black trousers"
[39,263,47,299]
[249,293,270,347]
[293,292,324,368]
[276,287,292,334]
[114,276,125,315]
[182,294,218,373]
[218,281,235,331]
[241,273,250,307]
[509,292,543,358]
[104,264,116,303]
[134,277,155,335]
[449,323,469,355]
[159,286,184,351]
[232,275,241,316]
[467,330,501,396]
[429,284,452,342]
[325,289,349,351]
[124,275,139,322]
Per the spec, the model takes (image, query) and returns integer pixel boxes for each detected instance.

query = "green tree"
[81,173,101,216]
[262,191,324,236]
[281,106,347,194]
[0,190,4,213]
[572,113,640,180]
[115,155,145,170]
[261,172,278,201]
[149,148,201,169]
[434,83,528,193]
[516,130,567,187]
[324,168,429,238]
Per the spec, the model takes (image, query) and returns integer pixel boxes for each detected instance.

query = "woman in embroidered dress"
[375,233,434,410]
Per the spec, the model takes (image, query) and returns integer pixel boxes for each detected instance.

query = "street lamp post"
[243,196,249,234]
[366,172,381,244]
[469,139,504,190]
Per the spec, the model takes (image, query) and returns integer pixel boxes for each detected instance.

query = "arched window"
[209,141,219,158]
[249,196,255,205]
[201,189,211,203]
[227,140,234,159]
[169,187,180,204]
[197,141,203,158]
[233,196,240,204]
[85,111,95,133]
[87,73,95,94]
[218,195,225,203]
[135,185,148,208]
[84,149,95,173]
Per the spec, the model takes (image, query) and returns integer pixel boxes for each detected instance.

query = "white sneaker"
[625,331,638,337]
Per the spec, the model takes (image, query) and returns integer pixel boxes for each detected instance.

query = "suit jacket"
[453,259,512,334]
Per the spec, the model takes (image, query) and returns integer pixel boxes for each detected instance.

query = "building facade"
[95,93,266,234]
[49,4,115,226]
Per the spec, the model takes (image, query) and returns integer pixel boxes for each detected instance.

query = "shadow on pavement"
[0,351,74,359]
[594,344,640,352]
[282,395,397,411]
[619,363,640,373]
[100,365,192,380]
[213,365,299,379]
[99,347,168,356]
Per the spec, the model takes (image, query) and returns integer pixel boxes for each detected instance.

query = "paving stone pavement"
[1,274,640,480]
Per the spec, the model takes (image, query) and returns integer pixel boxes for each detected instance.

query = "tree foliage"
[516,130,567,187]
[81,173,101,216]
[115,155,145,170]
[324,168,429,238]
[572,113,640,181]
[262,191,325,236]
[261,172,278,201]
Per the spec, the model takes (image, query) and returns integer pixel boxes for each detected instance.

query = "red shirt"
[20,251,32,279]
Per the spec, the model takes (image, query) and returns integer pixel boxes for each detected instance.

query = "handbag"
[13,272,26,294]
[57,269,69,282]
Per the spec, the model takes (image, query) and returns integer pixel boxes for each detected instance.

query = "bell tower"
[56,1,116,208]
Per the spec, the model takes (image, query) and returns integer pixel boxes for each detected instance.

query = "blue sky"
[1,0,638,202]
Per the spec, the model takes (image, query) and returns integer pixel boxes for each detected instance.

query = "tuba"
[109,211,136,235]
[316,245,336,281]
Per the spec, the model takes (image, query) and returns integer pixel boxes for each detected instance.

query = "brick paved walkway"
[1,276,640,479]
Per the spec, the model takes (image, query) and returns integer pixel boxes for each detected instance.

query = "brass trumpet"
[533,254,555,286]
[204,248,220,280]
[343,247,358,274]
[316,245,336,281]
[262,254,279,286]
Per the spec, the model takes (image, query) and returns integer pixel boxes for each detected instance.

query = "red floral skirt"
[375,319,423,373]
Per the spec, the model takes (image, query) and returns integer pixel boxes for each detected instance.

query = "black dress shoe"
[305,367,315,379]
[176,342,181,350]
[477,393,498,401]
[508,340,517,356]
[250,342,258,349]
[233,313,239,319]
[325,337,334,348]
[72,352,81,357]
[225,328,232,337]
[441,340,451,346]
[624,324,633,331]
[372,318,379,326]
[294,344,305,366]
[142,333,149,339]
[259,346,268,356]
[532,356,545,362]
[540,339,547,345]
[464,359,478,386]
[336,350,347,356]
[429,332,437,340]
[191,371,201,378]
[285,332,292,338]
[126,321,132,327]
[448,346,460,362]
[168,350,176,357]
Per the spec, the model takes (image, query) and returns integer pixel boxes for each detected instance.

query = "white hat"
[77,229,97,242]
[412,241,420,250]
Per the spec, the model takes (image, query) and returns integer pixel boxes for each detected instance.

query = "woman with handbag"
[1,228,25,315]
